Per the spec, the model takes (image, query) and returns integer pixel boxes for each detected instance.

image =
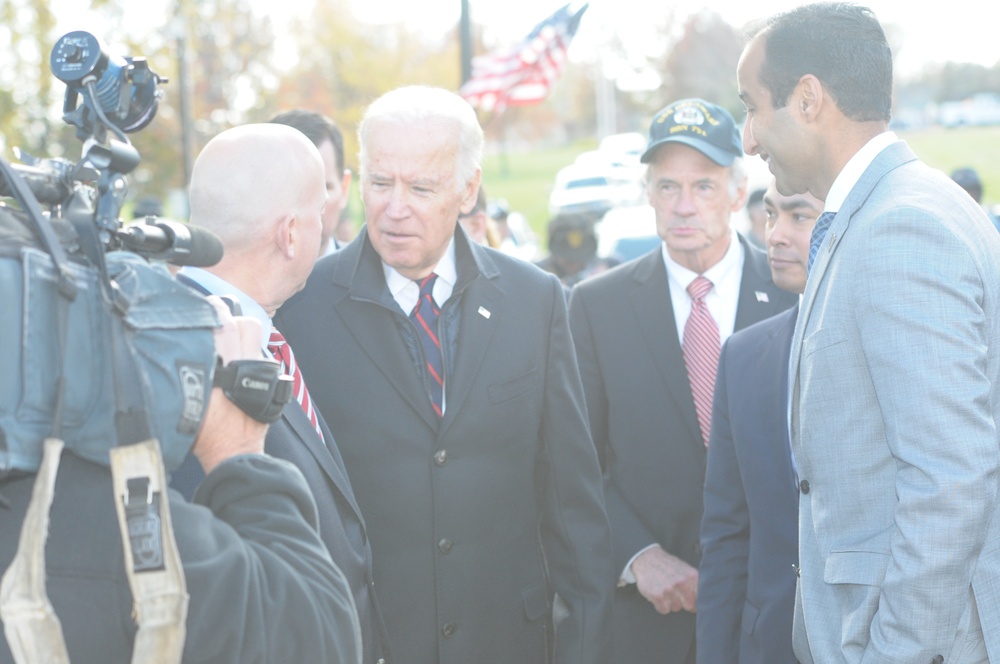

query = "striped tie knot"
[808,211,837,272]
[687,275,713,301]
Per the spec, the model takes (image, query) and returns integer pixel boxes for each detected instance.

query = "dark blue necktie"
[411,274,444,417]
[808,211,837,272]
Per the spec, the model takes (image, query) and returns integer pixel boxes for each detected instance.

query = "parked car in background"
[548,162,644,219]
[598,132,646,166]
[595,204,660,263]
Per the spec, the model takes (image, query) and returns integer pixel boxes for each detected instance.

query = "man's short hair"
[755,2,892,123]
[270,109,346,174]
[358,86,484,193]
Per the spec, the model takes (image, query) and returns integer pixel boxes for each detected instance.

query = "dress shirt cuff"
[618,543,660,586]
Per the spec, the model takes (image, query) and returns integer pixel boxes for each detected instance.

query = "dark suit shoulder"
[276,249,348,325]
[571,247,661,300]
[724,304,798,356]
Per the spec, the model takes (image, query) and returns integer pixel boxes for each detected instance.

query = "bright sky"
[53,0,999,79]
[346,0,1000,76]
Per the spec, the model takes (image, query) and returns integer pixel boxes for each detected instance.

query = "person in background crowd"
[458,184,501,248]
[534,211,602,288]
[739,3,1000,661]
[568,97,796,664]
[744,187,767,249]
[269,109,355,254]
[951,167,1000,232]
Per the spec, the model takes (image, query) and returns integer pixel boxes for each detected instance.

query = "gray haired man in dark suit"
[275,85,614,664]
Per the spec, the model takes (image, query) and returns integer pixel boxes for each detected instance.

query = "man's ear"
[459,169,482,215]
[796,74,825,121]
[274,213,297,259]
[730,178,749,213]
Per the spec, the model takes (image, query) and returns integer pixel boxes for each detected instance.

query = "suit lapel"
[628,251,703,444]
[283,398,366,521]
[439,272,503,435]
[766,306,799,491]
[337,231,440,432]
[339,294,440,432]
[790,141,920,448]
[734,235,787,329]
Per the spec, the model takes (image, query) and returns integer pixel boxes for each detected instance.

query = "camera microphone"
[118,219,224,267]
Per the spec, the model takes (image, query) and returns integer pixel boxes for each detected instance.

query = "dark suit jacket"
[274,226,615,664]
[567,236,797,663]
[170,274,389,664]
[697,305,799,664]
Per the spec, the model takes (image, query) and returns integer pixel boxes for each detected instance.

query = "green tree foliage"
[659,10,743,117]
[258,0,460,173]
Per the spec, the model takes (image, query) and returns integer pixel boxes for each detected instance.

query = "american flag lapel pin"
[755,291,769,303]
[478,306,491,319]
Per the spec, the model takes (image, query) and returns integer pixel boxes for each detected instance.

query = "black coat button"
[441,623,457,638]
[799,479,810,494]
[434,449,448,466]
[438,538,453,553]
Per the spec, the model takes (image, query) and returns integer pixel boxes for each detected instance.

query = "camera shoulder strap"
[0,438,71,664]
[109,438,188,664]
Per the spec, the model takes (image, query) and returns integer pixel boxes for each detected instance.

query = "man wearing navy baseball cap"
[568,98,797,663]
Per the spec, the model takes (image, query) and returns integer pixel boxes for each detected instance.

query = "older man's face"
[362,119,479,280]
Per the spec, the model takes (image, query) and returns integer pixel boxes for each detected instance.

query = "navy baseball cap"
[640,98,742,166]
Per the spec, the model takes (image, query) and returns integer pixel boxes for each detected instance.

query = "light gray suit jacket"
[789,140,1000,664]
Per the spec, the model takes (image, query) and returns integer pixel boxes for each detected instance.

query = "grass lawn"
[479,125,1000,242]
[898,125,1000,206]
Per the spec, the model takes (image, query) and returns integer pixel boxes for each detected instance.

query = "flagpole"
[460,0,472,84]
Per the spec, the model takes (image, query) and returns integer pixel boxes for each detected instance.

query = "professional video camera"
[1,33,294,664]
[2,30,223,266]
[0,30,283,478]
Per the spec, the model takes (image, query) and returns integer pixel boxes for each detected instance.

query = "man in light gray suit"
[737,3,1000,663]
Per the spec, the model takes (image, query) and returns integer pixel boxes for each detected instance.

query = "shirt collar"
[662,227,744,295]
[384,236,457,313]
[178,266,273,349]
[823,131,899,213]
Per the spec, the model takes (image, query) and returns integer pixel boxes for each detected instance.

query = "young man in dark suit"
[275,85,614,664]
[567,98,797,664]
[697,180,822,663]
[169,122,388,663]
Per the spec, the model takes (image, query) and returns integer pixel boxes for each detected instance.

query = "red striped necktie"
[268,328,325,443]
[682,276,720,447]
[411,273,444,418]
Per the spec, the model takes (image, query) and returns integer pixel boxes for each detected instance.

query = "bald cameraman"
[0,294,361,664]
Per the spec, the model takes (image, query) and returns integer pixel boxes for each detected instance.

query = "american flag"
[460,2,588,113]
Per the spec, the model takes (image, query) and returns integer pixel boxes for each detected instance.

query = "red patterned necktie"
[411,273,444,418]
[682,276,720,447]
[268,327,324,443]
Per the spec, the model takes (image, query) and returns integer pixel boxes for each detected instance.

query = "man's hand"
[191,296,269,474]
[630,545,698,614]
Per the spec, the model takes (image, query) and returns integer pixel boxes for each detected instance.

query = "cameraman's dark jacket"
[0,451,361,664]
